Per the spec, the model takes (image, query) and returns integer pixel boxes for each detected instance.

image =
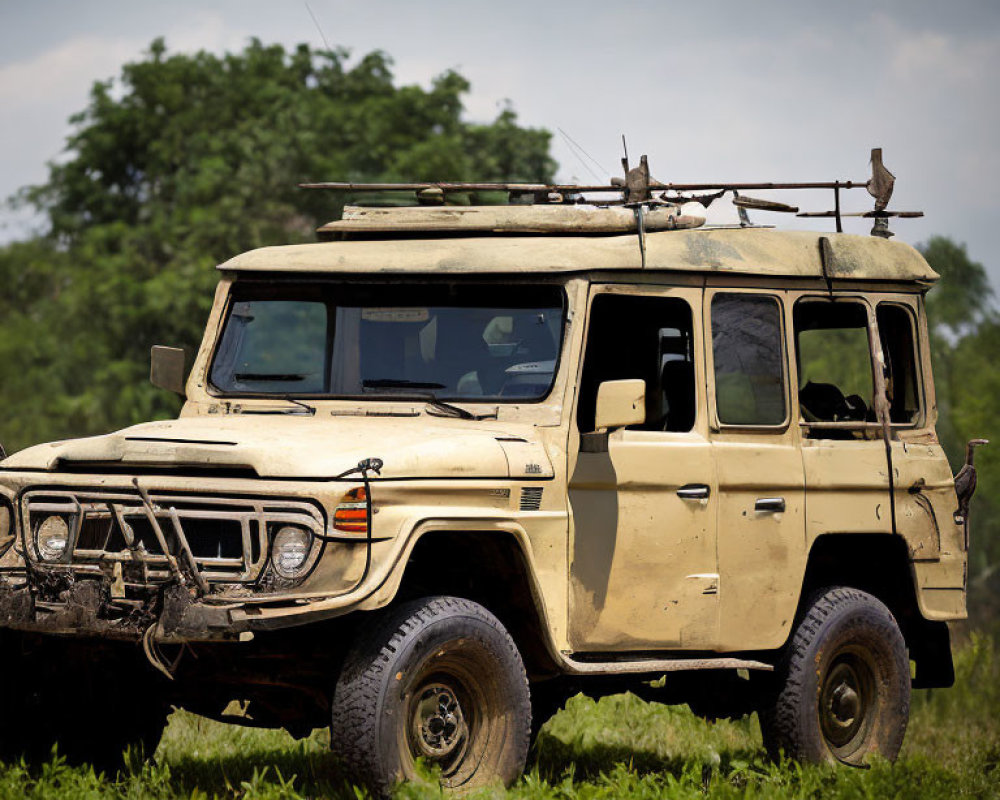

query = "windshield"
[209,282,566,402]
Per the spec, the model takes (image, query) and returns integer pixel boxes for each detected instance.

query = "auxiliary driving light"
[271,525,313,579]
[35,515,70,562]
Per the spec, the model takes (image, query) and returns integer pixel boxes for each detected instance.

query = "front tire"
[760,587,910,765]
[331,596,531,796]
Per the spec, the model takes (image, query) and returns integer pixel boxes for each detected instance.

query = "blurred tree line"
[0,40,996,624]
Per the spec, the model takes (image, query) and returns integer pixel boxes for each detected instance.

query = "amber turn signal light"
[334,487,369,533]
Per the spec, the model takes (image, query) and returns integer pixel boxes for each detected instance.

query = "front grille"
[21,489,322,584]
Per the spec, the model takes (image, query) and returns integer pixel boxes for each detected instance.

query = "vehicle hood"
[0,415,554,480]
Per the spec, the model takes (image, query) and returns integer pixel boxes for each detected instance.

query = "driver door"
[568,286,720,651]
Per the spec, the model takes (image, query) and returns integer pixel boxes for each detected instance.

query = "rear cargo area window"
[577,294,695,433]
[877,303,921,424]
[794,300,874,433]
[711,294,787,426]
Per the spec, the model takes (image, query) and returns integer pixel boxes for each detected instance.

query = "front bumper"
[0,579,250,642]
[0,484,331,642]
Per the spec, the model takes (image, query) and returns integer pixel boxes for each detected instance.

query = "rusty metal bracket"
[110,502,150,583]
[818,237,836,298]
[633,204,647,268]
[168,507,209,596]
[132,478,188,588]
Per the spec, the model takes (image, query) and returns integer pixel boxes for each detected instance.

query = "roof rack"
[301,148,922,240]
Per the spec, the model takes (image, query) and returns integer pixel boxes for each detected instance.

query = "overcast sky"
[2,1,998,285]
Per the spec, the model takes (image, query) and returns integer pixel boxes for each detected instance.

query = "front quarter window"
[209,283,565,402]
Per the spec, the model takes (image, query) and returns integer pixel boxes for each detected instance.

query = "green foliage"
[922,236,993,337]
[797,327,873,402]
[0,38,555,453]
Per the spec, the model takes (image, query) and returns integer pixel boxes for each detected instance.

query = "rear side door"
[793,295,895,542]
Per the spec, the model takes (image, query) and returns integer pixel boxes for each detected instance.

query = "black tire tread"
[331,595,531,794]
[761,586,910,763]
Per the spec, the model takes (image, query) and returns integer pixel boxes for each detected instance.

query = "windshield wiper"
[423,398,484,421]
[278,395,316,415]
[233,373,308,382]
[360,379,489,420]
[234,394,316,415]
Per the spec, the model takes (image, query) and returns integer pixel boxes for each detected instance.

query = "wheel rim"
[409,681,470,768]
[399,640,500,786]
[819,648,878,760]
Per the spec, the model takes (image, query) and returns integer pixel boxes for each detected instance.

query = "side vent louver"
[520,487,543,511]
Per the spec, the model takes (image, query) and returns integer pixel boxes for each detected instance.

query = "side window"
[793,300,874,432]
[877,303,921,424]
[577,294,696,433]
[711,294,786,426]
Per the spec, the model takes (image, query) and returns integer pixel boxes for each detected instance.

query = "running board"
[560,655,773,675]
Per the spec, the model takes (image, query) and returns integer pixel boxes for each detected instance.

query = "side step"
[560,655,773,675]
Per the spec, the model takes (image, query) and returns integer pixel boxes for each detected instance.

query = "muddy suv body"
[0,203,971,789]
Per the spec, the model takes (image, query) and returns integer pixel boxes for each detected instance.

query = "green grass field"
[1,635,996,799]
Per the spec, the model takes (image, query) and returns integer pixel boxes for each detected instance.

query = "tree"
[0,39,556,453]
[922,236,993,340]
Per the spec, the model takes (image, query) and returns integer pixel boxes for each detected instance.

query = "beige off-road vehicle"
[0,151,981,794]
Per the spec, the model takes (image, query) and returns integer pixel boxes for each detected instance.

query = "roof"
[218,221,938,284]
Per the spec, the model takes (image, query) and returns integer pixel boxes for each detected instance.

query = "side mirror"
[150,346,187,397]
[594,379,646,431]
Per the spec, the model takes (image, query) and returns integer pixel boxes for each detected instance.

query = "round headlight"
[271,526,313,579]
[36,515,69,562]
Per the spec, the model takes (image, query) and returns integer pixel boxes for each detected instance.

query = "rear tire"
[759,587,910,765]
[331,596,531,796]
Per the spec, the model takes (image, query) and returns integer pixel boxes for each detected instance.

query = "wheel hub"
[830,682,860,727]
[411,683,468,760]
[820,657,875,753]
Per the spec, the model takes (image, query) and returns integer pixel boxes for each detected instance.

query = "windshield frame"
[205,276,570,406]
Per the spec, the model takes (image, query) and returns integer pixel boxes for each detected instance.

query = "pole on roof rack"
[298,147,924,236]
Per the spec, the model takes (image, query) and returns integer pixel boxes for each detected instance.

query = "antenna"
[304,1,332,51]
[557,128,608,184]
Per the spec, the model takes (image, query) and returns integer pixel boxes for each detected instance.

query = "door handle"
[755,497,786,513]
[677,484,711,500]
